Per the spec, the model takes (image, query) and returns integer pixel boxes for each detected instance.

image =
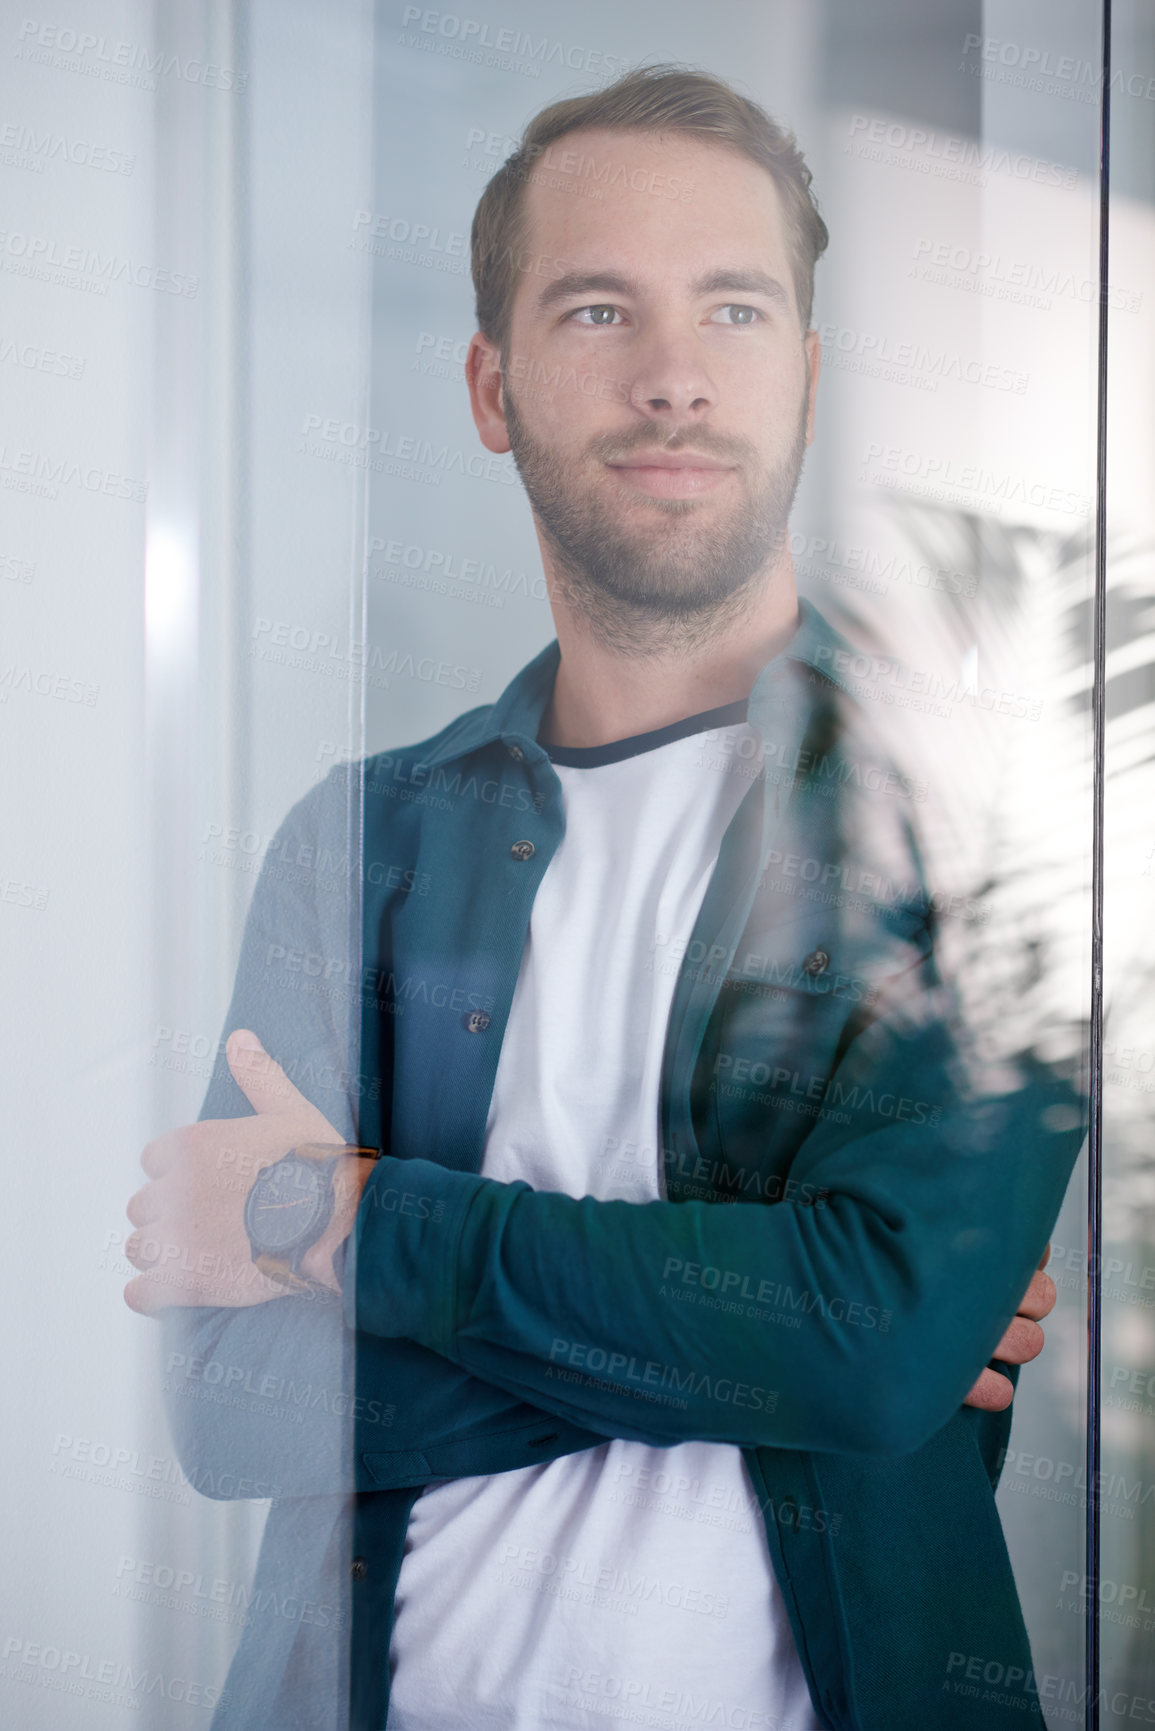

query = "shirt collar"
[747,595,850,736]
[419,597,851,770]
[420,638,561,769]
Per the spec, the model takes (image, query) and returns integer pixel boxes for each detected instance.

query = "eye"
[571,304,622,326]
[710,304,761,325]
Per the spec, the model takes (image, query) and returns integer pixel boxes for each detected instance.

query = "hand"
[123,1031,374,1316]
[962,1244,1055,1412]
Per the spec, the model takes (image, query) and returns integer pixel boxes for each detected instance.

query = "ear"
[466,331,511,454]
[803,328,821,448]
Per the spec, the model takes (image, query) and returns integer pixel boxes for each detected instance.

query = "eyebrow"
[535,272,634,314]
[535,267,793,316]
[693,269,792,310]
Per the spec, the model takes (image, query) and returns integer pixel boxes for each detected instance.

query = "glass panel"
[2,3,375,1728]
[363,3,1099,1725]
[3,1,1118,1728]
[1102,0,1155,1719]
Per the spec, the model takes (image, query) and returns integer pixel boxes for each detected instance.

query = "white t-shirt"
[386,706,823,1731]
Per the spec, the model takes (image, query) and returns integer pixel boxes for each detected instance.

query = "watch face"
[245,1155,330,1256]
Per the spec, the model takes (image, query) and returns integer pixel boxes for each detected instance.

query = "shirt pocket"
[702,907,854,1193]
[705,892,927,1191]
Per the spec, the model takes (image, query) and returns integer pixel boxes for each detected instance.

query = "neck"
[540,550,800,749]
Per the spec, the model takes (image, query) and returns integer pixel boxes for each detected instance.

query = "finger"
[963,1367,1015,1412]
[126,1185,163,1229]
[226,1030,305,1116]
[124,1275,168,1316]
[1037,1241,1051,1271]
[1016,1270,1056,1322]
[140,1130,183,1179]
[990,1315,1044,1366]
[123,1272,193,1316]
[124,1227,167,1272]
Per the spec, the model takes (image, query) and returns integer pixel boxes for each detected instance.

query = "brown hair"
[471,63,829,358]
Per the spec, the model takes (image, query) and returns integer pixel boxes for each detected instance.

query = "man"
[126,66,1080,1731]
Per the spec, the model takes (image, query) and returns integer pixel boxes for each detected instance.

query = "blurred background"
[2,0,1152,1722]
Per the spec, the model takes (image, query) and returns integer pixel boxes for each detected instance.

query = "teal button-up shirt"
[167,600,1083,1731]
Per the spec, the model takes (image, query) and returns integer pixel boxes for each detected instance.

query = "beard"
[502,379,809,654]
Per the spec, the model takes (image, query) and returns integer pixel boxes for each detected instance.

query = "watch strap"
[253,1252,340,1300]
[292,1142,380,1162]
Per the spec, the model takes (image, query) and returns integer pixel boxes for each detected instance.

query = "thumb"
[227,1029,303,1116]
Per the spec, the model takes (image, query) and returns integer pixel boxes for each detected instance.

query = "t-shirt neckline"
[540,698,749,769]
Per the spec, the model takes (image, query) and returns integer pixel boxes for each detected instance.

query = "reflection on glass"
[18,3,1154,1730]
[125,44,1092,1731]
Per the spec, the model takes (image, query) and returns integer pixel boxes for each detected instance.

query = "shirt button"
[506,742,526,762]
[463,1011,491,1033]
[350,1556,369,1582]
[510,840,535,861]
[802,949,830,976]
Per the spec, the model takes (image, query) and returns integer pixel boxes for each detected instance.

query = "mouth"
[606,453,736,500]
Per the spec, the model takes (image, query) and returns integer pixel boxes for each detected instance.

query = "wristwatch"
[244,1142,377,1295]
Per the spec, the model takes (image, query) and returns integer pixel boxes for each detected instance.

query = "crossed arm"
[124,768,1069,1490]
[125,1026,1059,1479]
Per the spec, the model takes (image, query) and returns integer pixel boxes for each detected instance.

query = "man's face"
[482,128,819,624]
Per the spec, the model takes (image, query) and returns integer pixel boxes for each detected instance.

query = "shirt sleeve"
[162,764,602,1501]
[346,953,1085,1460]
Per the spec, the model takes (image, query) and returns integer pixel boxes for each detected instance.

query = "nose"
[626,320,717,425]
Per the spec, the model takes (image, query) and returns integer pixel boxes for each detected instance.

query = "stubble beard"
[502,379,810,657]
